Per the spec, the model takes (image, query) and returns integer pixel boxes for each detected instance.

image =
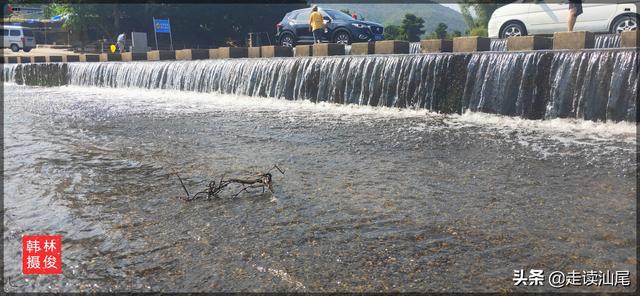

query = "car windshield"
[23,29,34,37]
[324,9,354,21]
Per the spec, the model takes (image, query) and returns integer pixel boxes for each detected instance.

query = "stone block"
[147,50,176,61]
[552,31,595,49]
[175,49,209,60]
[421,39,453,53]
[99,53,122,62]
[122,52,148,61]
[620,30,638,48]
[374,40,410,54]
[453,36,490,52]
[218,47,248,58]
[507,35,553,51]
[45,56,64,63]
[63,55,80,62]
[248,47,261,58]
[208,48,219,59]
[295,45,313,56]
[350,42,375,55]
[261,46,293,58]
[80,54,100,62]
[313,43,345,56]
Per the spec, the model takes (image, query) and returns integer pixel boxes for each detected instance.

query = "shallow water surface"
[3,85,636,292]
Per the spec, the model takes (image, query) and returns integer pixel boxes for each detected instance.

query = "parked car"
[488,0,638,38]
[2,25,36,52]
[276,8,384,46]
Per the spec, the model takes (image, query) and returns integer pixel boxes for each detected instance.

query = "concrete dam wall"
[4,48,637,122]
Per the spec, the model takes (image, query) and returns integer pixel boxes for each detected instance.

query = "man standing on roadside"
[117,32,126,53]
[309,6,325,44]
[567,0,583,31]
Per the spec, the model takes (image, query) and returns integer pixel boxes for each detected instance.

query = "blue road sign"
[154,19,171,33]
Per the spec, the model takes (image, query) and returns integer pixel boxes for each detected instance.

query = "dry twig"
[176,165,285,201]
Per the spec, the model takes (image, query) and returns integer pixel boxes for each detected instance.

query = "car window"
[23,29,34,37]
[325,10,353,21]
[2,29,8,36]
[295,11,310,21]
[10,30,20,36]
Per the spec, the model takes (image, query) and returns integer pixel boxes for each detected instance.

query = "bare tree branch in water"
[175,165,285,201]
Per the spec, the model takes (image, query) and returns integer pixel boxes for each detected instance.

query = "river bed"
[3,84,636,292]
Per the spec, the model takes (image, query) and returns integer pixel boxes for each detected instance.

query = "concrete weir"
[4,48,636,122]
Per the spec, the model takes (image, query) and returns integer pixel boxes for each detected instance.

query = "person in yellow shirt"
[309,6,326,44]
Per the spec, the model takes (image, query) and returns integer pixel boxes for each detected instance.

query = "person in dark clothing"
[568,0,583,32]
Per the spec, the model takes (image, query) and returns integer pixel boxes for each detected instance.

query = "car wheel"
[499,22,527,39]
[10,44,19,52]
[334,31,351,45]
[279,33,295,47]
[611,14,638,34]
[22,47,32,52]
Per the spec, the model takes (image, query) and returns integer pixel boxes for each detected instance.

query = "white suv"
[2,25,37,52]
[488,0,638,38]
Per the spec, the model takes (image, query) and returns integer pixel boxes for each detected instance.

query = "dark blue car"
[275,8,384,46]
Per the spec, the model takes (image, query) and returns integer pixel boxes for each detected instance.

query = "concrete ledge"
[80,54,100,62]
[295,45,313,57]
[313,43,345,56]
[375,40,409,54]
[46,56,64,63]
[421,39,453,53]
[122,52,148,61]
[31,56,46,63]
[453,36,490,52]
[63,55,80,62]
[248,47,262,58]
[553,31,594,49]
[147,50,176,61]
[6,56,18,63]
[261,46,292,58]
[208,48,219,59]
[620,31,638,48]
[218,47,248,58]
[507,35,553,51]
[99,53,122,62]
[175,49,209,60]
[350,42,375,55]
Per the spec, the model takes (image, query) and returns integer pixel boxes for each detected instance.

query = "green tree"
[458,1,511,36]
[433,22,448,39]
[400,13,425,42]
[452,30,462,38]
[383,24,402,40]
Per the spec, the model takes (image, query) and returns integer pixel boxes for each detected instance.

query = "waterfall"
[4,49,637,122]
[410,42,421,54]
[594,34,621,48]
[490,39,507,51]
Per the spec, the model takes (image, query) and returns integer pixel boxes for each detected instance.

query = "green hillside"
[320,3,468,36]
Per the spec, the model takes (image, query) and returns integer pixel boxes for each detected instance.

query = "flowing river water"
[3,82,636,292]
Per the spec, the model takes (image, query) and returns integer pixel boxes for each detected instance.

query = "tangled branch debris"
[175,165,285,201]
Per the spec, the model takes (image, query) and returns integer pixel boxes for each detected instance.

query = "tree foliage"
[457,1,512,36]
[383,24,402,40]
[400,13,425,42]
[40,2,307,47]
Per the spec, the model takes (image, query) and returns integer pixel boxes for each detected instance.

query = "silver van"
[2,25,37,52]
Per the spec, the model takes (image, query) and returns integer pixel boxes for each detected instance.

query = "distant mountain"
[319,3,468,36]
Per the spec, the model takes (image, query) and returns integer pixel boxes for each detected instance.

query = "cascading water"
[410,42,421,54]
[4,49,637,122]
[594,34,621,48]
[490,39,507,51]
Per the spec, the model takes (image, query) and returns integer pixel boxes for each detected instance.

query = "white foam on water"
[9,84,636,150]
